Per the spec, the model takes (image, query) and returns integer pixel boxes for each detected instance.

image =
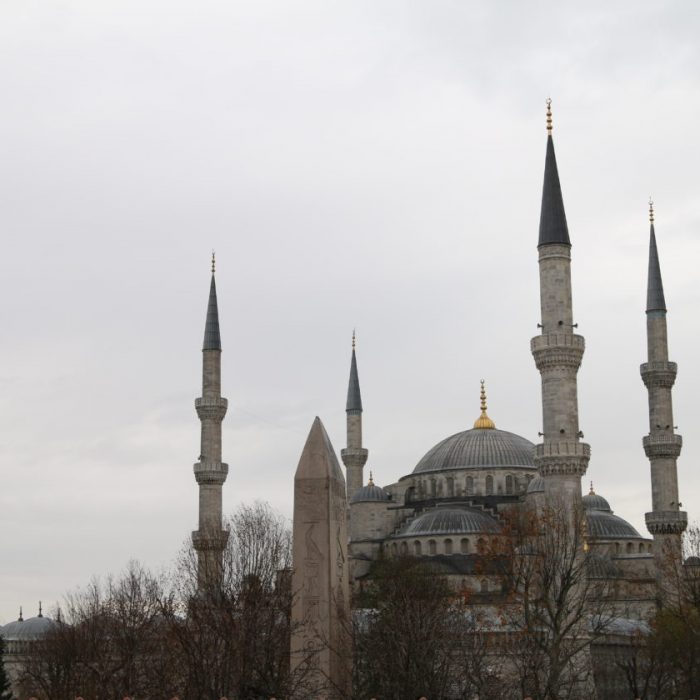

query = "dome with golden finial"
[473,380,496,430]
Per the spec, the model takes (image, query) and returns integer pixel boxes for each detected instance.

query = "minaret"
[641,201,686,559]
[531,100,590,503]
[192,253,229,592]
[341,331,368,500]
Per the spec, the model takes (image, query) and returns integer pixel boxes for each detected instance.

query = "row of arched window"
[614,541,652,555]
[406,473,533,501]
[389,536,488,557]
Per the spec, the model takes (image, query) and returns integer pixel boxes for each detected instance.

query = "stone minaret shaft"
[341,333,368,500]
[642,204,686,558]
[531,101,589,502]
[192,258,229,591]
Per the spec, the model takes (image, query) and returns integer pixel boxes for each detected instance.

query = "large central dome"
[413,427,535,474]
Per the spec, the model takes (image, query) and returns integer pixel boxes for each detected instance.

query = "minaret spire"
[192,255,229,593]
[641,203,686,560]
[532,100,589,503]
[341,331,368,500]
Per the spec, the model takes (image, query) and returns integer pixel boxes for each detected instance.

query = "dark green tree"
[0,634,13,700]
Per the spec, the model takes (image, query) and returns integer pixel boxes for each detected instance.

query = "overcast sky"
[1,0,699,623]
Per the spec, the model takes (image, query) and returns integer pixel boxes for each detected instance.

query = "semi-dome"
[394,507,500,538]
[413,428,535,474]
[351,474,391,504]
[527,475,545,494]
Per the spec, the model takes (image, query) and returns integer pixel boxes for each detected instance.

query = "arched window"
[638,542,644,553]
[477,537,486,554]
[485,475,494,495]
[460,538,470,554]
[615,542,621,555]
[400,541,408,555]
[444,538,453,555]
[428,539,437,555]
[430,479,437,497]
[506,475,514,495]
[391,543,398,556]
[414,540,422,556]
[446,477,454,497]
[405,486,415,503]
[626,542,633,554]
[466,476,474,495]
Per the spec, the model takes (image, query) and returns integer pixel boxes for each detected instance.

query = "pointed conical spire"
[538,99,571,247]
[203,253,222,350]
[346,331,363,414]
[647,200,667,314]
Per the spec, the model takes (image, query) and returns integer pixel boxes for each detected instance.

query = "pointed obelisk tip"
[546,97,553,135]
[295,416,345,483]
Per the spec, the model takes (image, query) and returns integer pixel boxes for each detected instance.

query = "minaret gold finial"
[589,481,595,495]
[211,250,216,274]
[649,197,654,224]
[473,379,496,429]
[546,98,553,135]
[352,329,356,350]
[368,470,374,486]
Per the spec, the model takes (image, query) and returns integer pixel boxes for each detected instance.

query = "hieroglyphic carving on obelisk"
[290,417,351,699]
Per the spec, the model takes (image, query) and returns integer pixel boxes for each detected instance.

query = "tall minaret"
[192,253,229,592]
[531,100,590,504]
[641,201,686,559]
[341,331,368,500]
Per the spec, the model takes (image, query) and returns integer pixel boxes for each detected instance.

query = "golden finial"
[352,329,356,350]
[589,481,595,495]
[368,470,374,486]
[211,250,216,274]
[473,379,496,429]
[546,98,553,135]
[649,197,654,224]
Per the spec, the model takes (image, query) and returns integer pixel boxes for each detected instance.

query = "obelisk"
[290,417,351,699]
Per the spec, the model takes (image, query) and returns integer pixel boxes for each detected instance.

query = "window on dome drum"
[391,543,398,556]
[461,538,469,554]
[444,538,453,555]
[447,478,454,497]
[400,542,408,555]
[466,476,474,495]
[506,475,514,494]
[485,475,494,495]
[430,479,437,497]
[429,539,437,555]
[638,543,644,553]
[406,486,415,503]
[626,542,633,554]
[414,540,422,555]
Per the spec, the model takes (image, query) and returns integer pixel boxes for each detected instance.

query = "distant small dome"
[582,484,612,512]
[394,507,500,538]
[351,482,390,504]
[685,556,700,567]
[1,615,55,642]
[527,475,545,494]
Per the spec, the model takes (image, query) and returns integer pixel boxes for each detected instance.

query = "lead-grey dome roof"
[582,491,612,512]
[527,475,545,494]
[351,482,391,504]
[1,615,55,641]
[413,428,535,474]
[393,507,500,538]
[586,511,642,540]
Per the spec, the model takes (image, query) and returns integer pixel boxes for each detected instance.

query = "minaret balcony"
[341,447,368,469]
[643,433,682,458]
[645,510,688,535]
[640,362,677,389]
[534,441,590,477]
[531,334,585,371]
[195,396,228,421]
[194,461,229,484]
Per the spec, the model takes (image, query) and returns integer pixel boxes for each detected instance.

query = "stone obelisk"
[290,417,351,699]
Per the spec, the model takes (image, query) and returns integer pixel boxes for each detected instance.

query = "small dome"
[586,511,642,540]
[1,614,55,641]
[413,429,535,474]
[582,485,612,513]
[685,556,700,567]
[351,483,390,504]
[395,507,500,538]
[527,475,545,494]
